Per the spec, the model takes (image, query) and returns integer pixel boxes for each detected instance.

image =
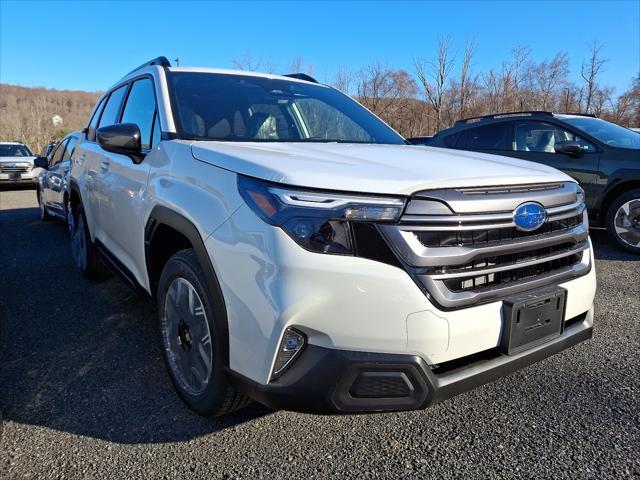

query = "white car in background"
[0,142,43,187]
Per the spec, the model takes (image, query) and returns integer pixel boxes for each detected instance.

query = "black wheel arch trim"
[145,205,231,367]
[599,172,640,212]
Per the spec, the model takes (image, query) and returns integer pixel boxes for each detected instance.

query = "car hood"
[0,156,35,164]
[191,142,572,195]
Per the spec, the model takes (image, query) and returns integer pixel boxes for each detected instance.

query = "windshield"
[167,72,405,144]
[561,116,640,149]
[0,144,32,157]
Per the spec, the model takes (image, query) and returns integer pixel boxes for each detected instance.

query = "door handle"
[100,160,110,173]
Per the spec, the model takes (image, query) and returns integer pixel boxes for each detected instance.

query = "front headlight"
[238,175,406,255]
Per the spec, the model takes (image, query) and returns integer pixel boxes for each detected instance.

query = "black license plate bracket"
[501,287,566,355]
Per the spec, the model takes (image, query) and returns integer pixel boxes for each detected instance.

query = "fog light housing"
[271,327,306,380]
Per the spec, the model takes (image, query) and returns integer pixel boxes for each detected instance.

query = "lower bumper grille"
[443,251,584,292]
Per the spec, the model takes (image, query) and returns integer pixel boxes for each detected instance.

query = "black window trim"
[118,74,160,152]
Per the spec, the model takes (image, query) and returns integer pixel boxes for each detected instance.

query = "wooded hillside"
[0,84,101,154]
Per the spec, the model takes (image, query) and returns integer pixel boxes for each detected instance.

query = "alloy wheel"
[613,198,640,248]
[161,277,213,396]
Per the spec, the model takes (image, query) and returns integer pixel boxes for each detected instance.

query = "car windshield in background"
[0,144,33,157]
[167,72,405,145]
[561,116,640,149]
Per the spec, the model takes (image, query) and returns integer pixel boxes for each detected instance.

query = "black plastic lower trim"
[228,310,592,414]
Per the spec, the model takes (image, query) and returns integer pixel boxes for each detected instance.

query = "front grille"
[379,182,591,309]
[0,164,31,173]
[415,213,583,247]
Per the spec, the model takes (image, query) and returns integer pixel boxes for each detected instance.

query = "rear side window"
[121,78,157,149]
[49,139,68,166]
[62,136,78,162]
[462,123,509,150]
[98,84,128,129]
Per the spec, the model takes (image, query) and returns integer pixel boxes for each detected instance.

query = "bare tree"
[581,41,608,113]
[458,37,477,117]
[415,35,456,132]
[533,52,569,110]
[332,65,353,94]
[508,44,532,110]
[232,51,277,73]
[288,54,314,76]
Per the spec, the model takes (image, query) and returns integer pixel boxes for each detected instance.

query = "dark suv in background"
[411,112,640,254]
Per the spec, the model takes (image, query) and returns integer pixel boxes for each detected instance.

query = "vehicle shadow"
[0,185,36,192]
[590,228,639,261]
[0,206,270,445]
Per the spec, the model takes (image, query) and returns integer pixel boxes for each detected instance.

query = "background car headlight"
[238,175,406,255]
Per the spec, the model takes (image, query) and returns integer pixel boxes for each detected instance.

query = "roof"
[0,141,26,145]
[120,56,322,87]
[165,66,324,85]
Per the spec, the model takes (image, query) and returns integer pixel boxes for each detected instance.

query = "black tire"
[64,196,73,235]
[605,189,640,255]
[157,249,251,417]
[37,188,52,221]
[69,202,110,279]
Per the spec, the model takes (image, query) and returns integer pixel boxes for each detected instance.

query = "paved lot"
[0,187,638,479]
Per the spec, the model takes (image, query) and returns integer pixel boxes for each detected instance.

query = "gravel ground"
[0,187,638,479]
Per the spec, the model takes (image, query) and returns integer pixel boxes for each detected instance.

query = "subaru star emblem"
[513,202,547,231]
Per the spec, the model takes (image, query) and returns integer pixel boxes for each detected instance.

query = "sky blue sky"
[1,0,638,95]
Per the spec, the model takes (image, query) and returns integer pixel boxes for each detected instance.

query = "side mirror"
[33,156,49,169]
[554,141,584,157]
[97,123,144,163]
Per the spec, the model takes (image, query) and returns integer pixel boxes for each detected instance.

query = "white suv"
[69,57,596,417]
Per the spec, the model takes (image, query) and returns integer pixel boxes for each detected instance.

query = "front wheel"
[606,189,640,255]
[157,249,251,417]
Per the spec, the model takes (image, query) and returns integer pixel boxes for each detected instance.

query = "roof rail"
[455,111,553,125]
[557,112,598,118]
[283,73,318,83]
[126,56,172,76]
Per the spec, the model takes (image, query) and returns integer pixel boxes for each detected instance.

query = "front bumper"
[230,308,593,413]
[0,172,38,185]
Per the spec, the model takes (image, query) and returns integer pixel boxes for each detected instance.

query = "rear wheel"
[69,202,110,279]
[157,249,251,417]
[37,188,52,221]
[606,189,640,255]
[64,196,73,235]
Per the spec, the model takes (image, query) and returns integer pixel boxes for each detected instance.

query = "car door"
[50,134,78,211]
[506,121,600,209]
[97,76,160,284]
[43,138,69,212]
[83,84,128,242]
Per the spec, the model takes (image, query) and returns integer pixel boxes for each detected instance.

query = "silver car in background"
[0,142,41,186]
[36,132,81,223]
